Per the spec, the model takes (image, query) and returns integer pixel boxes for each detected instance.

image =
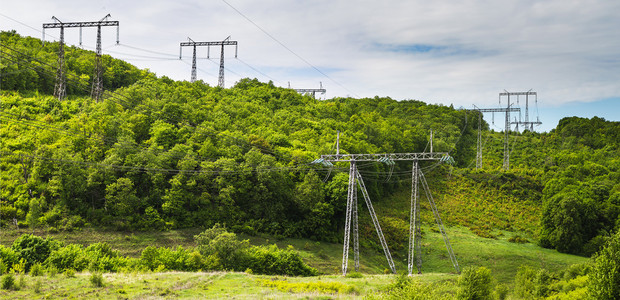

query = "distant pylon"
[43,14,120,102]
[179,36,238,87]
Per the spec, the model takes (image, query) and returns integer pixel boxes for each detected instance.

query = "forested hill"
[1,30,619,258]
[0,30,476,240]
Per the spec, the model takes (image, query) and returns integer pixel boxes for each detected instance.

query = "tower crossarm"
[467,108,520,113]
[321,152,448,162]
[179,41,238,47]
[294,88,326,93]
[42,21,119,28]
[499,91,536,96]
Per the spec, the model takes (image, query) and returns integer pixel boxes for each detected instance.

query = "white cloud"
[2,0,620,114]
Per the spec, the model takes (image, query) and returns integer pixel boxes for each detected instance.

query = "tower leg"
[91,25,103,101]
[408,160,422,275]
[342,161,356,275]
[218,43,225,88]
[54,26,66,100]
[191,45,197,82]
[355,169,396,274]
[419,171,460,273]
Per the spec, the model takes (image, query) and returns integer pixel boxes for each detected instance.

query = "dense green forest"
[1,29,619,261]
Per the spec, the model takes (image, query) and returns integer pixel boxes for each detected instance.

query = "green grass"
[0,224,587,298]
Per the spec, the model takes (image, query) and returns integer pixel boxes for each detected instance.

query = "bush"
[11,234,59,270]
[45,244,87,271]
[64,268,75,278]
[194,224,249,270]
[140,246,195,271]
[29,262,44,276]
[508,235,529,244]
[47,265,58,277]
[1,273,15,290]
[0,245,18,271]
[90,272,105,287]
[457,266,493,300]
[246,245,317,276]
[589,231,620,299]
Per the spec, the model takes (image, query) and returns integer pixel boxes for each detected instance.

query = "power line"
[220,0,358,97]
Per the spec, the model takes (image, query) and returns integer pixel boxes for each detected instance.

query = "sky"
[1,0,619,132]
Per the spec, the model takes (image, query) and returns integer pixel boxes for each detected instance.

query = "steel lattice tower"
[180,36,238,87]
[318,149,459,276]
[43,14,119,101]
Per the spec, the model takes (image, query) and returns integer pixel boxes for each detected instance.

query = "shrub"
[45,244,87,271]
[1,273,15,290]
[64,268,75,278]
[0,245,18,270]
[47,265,58,277]
[457,266,493,300]
[140,246,195,271]
[508,235,529,244]
[589,230,620,300]
[514,266,537,298]
[34,278,42,293]
[11,234,59,270]
[90,272,105,287]
[194,224,249,270]
[29,262,44,276]
[246,244,317,276]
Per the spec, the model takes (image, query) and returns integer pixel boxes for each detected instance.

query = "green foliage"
[456,266,493,300]
[90,272,105,288]
[11,234,59,270]
[589,230,620,300]
[45,241,130,273]
[370,274,452,300]
[507,235,529,244]
[139,245,195,271]
[0,245,18,272]
[29,262,44,276]
[1,273,15,290]
[514,266,555,299]
[194,224,249,270]
[245,245,317,276]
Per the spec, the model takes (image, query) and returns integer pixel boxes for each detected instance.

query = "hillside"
[1,29,620,298]
[2,28,620,252]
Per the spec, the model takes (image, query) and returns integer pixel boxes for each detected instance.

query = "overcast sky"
[1,0,619,132]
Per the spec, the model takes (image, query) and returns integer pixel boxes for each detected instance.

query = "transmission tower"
[505,90,542,131]
[467,105,520,170]
[43,14,119,101]
[179,36,237,87]
[288,82,326,98]
[318,145,459,275]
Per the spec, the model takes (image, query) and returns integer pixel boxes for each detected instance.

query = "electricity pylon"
[289,82,326,98]
[505,90,542,131]
[180,36,238,87]
[467,105,520,170]
[43,14,119,101]
[318,151,459,276]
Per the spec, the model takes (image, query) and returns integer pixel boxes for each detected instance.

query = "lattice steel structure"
[467,106,520,170]
[320,151,459,276]
[289,82,326,98]
[504,90,542,131]
[179,36,237,87]
[43,14,119,101]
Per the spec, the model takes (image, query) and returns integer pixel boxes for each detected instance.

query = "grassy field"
[0,222,587,299]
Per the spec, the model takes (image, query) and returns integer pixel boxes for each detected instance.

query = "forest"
[1,29,620,298]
